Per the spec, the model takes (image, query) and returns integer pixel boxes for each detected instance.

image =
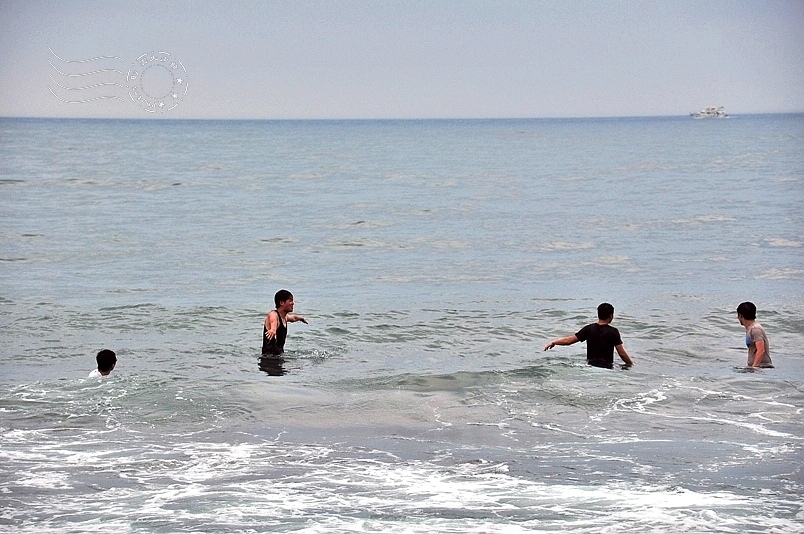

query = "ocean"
[1,115,802,532]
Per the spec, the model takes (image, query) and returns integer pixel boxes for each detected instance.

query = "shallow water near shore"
[1,115,803,532]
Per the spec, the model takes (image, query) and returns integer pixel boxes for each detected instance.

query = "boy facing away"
[737,301,773,368]
[88,349,116,377]
[544,302,634,369]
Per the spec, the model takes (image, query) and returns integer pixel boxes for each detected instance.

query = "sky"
[1,0,802,119]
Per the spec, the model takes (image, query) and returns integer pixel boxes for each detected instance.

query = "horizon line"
[2,111,803,122]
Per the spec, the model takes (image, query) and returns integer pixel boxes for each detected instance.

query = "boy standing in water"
[544,302,634,369]
[88,349,117,377]
[263,289,308,356]
[737,301,773,368]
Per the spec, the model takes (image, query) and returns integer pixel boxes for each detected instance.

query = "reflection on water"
[258,356,287,376]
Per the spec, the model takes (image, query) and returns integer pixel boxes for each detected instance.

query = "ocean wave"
[2,434,800,533]
[671,215,737,225]
[538,241,595,252]
[765,237,802,248]
[757,268,804,280]
[341,366,554,393]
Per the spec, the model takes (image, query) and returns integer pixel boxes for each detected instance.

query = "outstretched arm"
[616,344,634,367]
[287,314,308,324]
[544,335,579,351]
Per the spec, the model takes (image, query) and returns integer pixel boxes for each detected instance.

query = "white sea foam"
[6,438,796,533]
[538,241,595,252]
[765,237,801,248]
[671,214,737,224]
[757,268,804,280]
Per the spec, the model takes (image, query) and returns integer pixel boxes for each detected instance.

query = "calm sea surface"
[1,116,802,532]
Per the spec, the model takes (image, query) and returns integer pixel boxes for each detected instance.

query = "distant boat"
[691,106,728,119]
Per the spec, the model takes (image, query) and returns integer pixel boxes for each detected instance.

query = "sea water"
[0,116,802,532]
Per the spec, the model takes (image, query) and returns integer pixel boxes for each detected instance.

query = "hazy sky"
[1,0,802,119]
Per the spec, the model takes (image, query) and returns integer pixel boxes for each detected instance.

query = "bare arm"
[544,335,579,351]
[287,314,308,324]
[750,339,766,367]
[264,311,279,340]
[616,344,634,367]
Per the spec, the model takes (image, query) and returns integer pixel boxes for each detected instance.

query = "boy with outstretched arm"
[544,302,634,369]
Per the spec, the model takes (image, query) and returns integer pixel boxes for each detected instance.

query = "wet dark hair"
[96,349,117,373]
[737,301,756,320]
[274,289,293,308]
[597,302,615,320]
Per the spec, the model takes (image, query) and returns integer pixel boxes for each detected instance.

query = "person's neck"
[743,319,755,330]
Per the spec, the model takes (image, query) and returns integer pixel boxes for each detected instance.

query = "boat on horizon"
[691,106,728,119]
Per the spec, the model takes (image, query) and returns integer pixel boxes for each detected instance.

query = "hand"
[265,329,276,340]
[620,363,632,370]
[544,342,555,351]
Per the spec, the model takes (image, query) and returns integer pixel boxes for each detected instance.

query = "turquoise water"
[1,116,802,532]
